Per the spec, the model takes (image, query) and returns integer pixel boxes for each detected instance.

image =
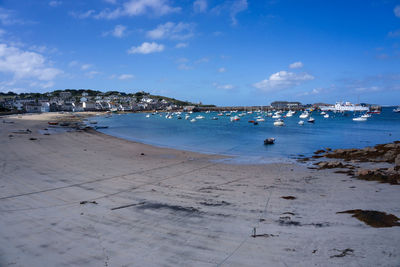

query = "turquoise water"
[95,107,400,163]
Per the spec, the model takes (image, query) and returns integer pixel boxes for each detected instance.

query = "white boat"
[195,115,205,119]
[393,107,400,113]
[230,115,240,122]
[320,101,369,112]
[273,119,284,126]
[145,114,150,118]
[286,111,294,117]
[299,111,309,119]
[190,118,196,122]
[323,114,329,118]
[320,111,326,115]
[361,113,371,118]
[211,117,218,120]
[307,117,315,123]
[298,120,304,125]
[256,118,265,122]
[353,116,367,121]
[185,115,190,120]
[272,114,281,119]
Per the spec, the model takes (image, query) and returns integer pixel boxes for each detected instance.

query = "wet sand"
[0,113,399,266]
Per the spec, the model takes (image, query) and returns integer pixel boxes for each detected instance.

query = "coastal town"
[0,90,200,114]
[0,89,382,114]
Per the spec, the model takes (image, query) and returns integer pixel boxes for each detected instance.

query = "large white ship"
[319,101,369,112]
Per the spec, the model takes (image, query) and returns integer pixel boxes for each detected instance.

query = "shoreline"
[1,113,399,266]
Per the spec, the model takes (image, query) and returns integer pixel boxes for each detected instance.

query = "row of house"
[0,92,180,113]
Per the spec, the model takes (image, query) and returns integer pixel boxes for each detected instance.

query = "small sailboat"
[256,118,265,122]
[298,120,304,125]
[145,114,150,118]
[299,111,309,119]
[323,114,329,118]
[307,117,315,123]
[361,113,371,118]
[195,115,205,119]
[190,118,196,122]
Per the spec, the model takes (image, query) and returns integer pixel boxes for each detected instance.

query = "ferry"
[320,102,369,112]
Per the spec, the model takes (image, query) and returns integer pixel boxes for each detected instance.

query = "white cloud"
[79,0,181,20]
[123,0,180,16]
[113,24,127,37]
[195,57,209,64]
[103,24,127,38]
[0,8,24,25]
[394,5,400,17]
[175,42,188,48]
[147,22,194,40]
[127,42,165,54]
[218,67,226,73]
[85,71,100,78]
[355,86,381,92]
[81,64,92,70]
[289,61,303,69]
[213,82,234,90]
[71,10,96,19]
[49,1,62,7]
[68,60,78,67]
[298,88,322,96]
[178,63,192,70]
[0,43,62,86]
[253,70,314,91]
[193,0,207,13]
[230,0,248,25]
[118,74,134,80]
[211,0,248,25]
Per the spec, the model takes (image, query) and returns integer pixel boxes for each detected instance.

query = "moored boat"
[273,119,284,126]
[264,138,275,145]
[353,116,367,121]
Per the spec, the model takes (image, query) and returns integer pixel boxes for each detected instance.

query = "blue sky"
[0,0,399,106]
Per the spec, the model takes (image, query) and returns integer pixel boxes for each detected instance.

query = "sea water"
[95,107,400,163]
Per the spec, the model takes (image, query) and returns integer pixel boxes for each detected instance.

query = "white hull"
[353,117,367,121]
[320,102,369,112]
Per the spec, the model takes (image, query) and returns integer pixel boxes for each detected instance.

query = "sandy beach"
[0,113,399,267]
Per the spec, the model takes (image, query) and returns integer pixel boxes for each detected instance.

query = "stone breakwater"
[306,141,400,184]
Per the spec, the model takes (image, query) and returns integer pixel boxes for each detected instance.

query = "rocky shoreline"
[303,141,400,184]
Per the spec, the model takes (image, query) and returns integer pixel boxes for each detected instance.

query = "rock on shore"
[313,141,400,184]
